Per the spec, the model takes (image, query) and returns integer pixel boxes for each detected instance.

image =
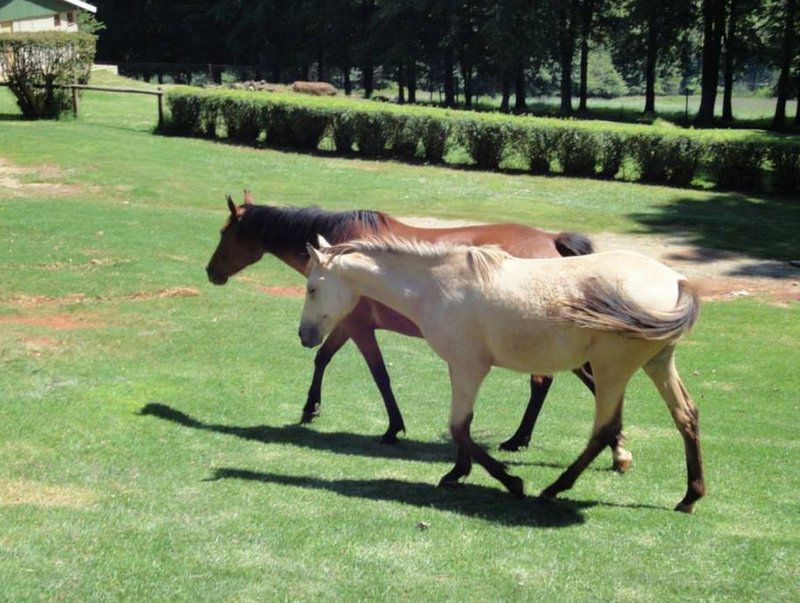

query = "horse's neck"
[272,248,309,275]
[337,253,441,323]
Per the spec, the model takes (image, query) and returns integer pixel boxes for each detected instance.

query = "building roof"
[63,0,96,13]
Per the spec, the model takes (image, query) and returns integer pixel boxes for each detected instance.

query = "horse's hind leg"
[643,346,705,513]
[499,375,553,451]
[440,363,524,498]
[540,360,635,499]
[301,324,350,423]
[571,363,632,473]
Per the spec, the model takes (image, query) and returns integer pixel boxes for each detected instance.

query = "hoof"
[674,501,695,514]
[505,475,525,498]
[612,450,633,473]
[300,412,316,424]
[438,477,464,489]
[379,432,400,445]
[499,438,529,452]
[540,484,561,499]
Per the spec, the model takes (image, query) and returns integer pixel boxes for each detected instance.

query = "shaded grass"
[0,79,798,600]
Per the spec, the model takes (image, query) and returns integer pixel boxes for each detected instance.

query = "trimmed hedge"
[165,87,800,195]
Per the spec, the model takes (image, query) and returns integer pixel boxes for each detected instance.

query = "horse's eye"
[308,287,316,296]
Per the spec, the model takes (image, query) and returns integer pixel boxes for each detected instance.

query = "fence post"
[157,87,164,129]
[71,85,79,119]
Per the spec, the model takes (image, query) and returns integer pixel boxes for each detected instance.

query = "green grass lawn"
[1,75,798,600]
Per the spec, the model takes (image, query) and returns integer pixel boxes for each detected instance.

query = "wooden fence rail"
[0,82,165,127]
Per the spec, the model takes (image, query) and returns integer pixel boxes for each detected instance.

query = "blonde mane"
[322,236,509,285]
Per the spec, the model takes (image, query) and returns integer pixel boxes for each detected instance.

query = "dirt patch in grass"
[125,286,200,301]
[3,286,200,309]
[0,157,95,197]
[0,314,96,330]
[401,216,800,304]
[256,285,305,298]
[0,479,96,509]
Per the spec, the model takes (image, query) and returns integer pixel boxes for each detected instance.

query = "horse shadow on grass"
[205,467,593,528]
[139,402,455,463]
[138,402,616,473]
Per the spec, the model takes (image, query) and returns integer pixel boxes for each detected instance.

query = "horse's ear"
[243,189,253,205]
[306,243,325,266]
[226,194,237,218]
[317,234,332,249]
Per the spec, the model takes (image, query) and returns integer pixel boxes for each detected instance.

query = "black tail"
[554,232,595,257]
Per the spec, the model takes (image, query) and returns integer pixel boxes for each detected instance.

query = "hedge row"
[165,87,800,195]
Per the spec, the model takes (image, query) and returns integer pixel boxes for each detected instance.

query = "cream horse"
[298,236,705,513]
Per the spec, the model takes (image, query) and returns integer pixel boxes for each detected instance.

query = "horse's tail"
[560,279,700,340]
[554,232,595,257]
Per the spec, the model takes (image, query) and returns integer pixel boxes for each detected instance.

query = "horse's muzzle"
[206,265,229,285]
[298,323,322,348]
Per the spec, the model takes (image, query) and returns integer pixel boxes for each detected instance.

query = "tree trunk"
[795,74,800,124]
[343,64,352,95]
[500,69,511,113]
[696,0,726,126]
[578,34,589,112]
[514,59,526,113]
[407,63,417,103]
[721,0,739,121]
[443,47,456,107]
[462,62,473,108]
[771,0,796,129]
[578,0,595,112]
[363,63,374,98]
[644,17,658,114]
[397,65,406,104]
[559,1,578,114]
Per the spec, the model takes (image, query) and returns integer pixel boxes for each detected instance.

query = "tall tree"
[696,0,727,125]
[556,0,580,114]
[771,0,797,128]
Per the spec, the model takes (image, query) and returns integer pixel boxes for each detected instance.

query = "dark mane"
[239,205,389,253]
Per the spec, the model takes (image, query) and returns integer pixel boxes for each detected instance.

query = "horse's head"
[206,191,264,285]
[298,236,359,348]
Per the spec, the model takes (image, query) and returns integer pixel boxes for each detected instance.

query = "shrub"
[421,117,450,162]
[458,119,506,168]
[220,98,262,143]
[331,110,356,153]
[0,32,96,119]
[632,134,700,187]
[522,126,559,174]
[556,129,598,176]
[768,145,800,194]
[596,131,625,178]
[350,111,393,157]
[706,140,767,190]
[392,115,423,160]
[164,87,800,195]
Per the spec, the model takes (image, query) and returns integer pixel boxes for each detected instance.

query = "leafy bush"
[165,87,800,194]
[0,32,96,118]
[457,119,506,168]
[421,117,450,162]
[330,111,355,153]
[632,134,700,187]
[556,129,598,176]
[220,98,262,143]
[706,140,767,190]
[768,145,800,194]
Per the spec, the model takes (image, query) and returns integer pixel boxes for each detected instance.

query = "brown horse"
[205,192,631,469]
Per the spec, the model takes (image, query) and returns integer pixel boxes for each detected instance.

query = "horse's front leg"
[301,324,350,423]
[440,363,524,498]
[349,326,406,444]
